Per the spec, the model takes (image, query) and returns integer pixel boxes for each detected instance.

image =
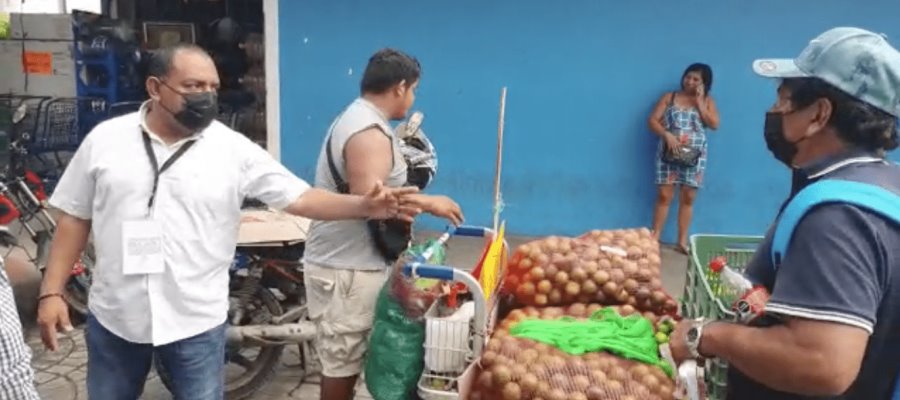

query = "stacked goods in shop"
[473,304,678,400]
[505,228,677,315]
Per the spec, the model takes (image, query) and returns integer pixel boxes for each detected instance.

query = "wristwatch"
[685,318,711,359]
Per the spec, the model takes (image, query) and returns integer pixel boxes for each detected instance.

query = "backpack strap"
[325,134,351,195]
[771,179,900,268]
[771,178,900,400]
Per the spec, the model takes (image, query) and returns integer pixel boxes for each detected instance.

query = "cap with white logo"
[752,27,900,117]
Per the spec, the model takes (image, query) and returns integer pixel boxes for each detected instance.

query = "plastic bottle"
[708,256,753,301]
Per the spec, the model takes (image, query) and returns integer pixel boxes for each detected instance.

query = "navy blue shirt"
[728,153,900,400]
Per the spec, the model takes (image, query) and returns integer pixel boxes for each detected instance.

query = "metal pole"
[493,87,507,233]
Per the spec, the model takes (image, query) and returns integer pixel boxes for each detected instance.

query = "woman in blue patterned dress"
[647,63,720,254]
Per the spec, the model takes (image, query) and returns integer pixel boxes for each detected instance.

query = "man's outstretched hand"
[403,194,464,226]
[363,181,422,222]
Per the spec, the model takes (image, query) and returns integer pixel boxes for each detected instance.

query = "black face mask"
[158,81,218,132]
[764,111,799,167]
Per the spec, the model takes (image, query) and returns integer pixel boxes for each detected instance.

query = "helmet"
[395,111,438,190]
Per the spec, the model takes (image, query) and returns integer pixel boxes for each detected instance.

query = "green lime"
[414,278,440,289]
[658,322,673,334]
[655,331,669,344]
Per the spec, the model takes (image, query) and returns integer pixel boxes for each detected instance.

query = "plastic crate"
[682,234,763,400]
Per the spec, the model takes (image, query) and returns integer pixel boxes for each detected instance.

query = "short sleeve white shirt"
[49,101,309,345]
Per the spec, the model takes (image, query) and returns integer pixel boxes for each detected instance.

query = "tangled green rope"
[510,307,674,377]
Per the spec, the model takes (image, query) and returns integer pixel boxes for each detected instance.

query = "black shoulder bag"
[660,92,703,168]
[325,134,412,263]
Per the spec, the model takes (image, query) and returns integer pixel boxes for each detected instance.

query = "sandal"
[675,244,690,255]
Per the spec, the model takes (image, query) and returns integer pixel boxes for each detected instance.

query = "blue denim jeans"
[85,314,226,400]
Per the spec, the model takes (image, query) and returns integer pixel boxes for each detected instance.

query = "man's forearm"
[40,215,91,295]
[702,322,844,396]
[405,194,436,213]
[285,188,367,221]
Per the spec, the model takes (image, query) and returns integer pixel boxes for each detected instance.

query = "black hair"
[782,77,899,152]
[360,48,421,95]
[681,63,714,94]
[146,43,211,79]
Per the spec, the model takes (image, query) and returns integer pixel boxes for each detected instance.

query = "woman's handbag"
[661,144,702,167]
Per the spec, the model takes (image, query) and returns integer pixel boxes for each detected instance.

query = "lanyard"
[141,130,196,212]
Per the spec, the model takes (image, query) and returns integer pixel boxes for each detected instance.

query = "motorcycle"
[156,203,320,400]
[0,97,94,318]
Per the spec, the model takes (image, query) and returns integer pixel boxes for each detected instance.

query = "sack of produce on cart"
[365,246,447,400]
[389,239,448,319]
[505,228,676,315]
[494,303,673,337]
[473,304,679,400]
[577,228,662,266]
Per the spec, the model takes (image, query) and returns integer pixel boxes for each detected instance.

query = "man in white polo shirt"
[34,44,419,400]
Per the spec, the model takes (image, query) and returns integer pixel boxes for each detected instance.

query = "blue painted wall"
[277,0,900,241]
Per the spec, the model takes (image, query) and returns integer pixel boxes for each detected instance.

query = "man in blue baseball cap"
[670,27,900,399]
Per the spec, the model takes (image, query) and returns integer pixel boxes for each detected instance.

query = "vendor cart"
[397,224,507,400]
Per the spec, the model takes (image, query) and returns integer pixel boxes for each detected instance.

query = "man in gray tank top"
[303,48,464,400]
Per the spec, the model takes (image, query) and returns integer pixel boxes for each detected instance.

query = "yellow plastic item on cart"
[479,221,506,301]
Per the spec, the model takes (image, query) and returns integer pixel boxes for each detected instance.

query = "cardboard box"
[9,13,73,41]
[0,39,76,97]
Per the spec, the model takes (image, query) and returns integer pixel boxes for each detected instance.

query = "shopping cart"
[399,225,506,400]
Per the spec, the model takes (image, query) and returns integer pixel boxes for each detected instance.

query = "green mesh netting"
[510,307,674,377]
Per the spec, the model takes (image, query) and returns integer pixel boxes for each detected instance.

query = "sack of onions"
[493,304,674,338]
[506,229,676,315]
[472,304,678,400]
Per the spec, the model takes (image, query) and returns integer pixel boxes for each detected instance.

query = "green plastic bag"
[365,239,449,399]
[364,282,426,400]
[406,238,447,291]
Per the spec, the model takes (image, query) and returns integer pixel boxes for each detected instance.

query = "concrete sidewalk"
[15,233,689,400]
[26,328,344,400]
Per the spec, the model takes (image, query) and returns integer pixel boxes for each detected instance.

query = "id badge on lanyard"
[122,130,196,275]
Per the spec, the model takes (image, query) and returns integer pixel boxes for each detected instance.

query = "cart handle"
[451,225,489,238]
[401,262,488,359]
[416,225,492,262]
